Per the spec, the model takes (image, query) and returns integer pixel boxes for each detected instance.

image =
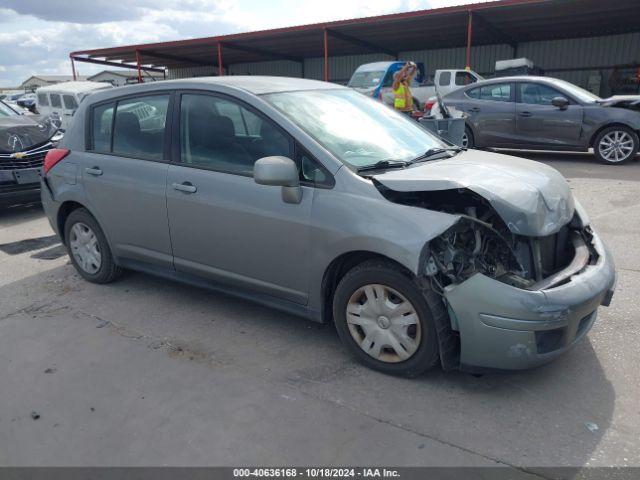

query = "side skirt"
[118,258,323,323]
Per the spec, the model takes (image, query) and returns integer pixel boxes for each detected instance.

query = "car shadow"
[0,202,44,227]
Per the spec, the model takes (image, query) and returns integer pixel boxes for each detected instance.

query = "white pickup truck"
[348,61,483,110]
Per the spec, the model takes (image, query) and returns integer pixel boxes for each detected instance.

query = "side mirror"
[551,96,569,110]
[254,156,302,204]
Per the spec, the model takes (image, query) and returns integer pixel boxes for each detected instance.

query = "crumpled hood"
[0,114,59,154]
[598,95,640,109]
[373,150,575,237]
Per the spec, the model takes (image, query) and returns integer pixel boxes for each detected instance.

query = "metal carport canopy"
[70,0,640,81]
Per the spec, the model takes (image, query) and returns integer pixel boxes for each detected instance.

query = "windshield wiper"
[409,147,464,164]
[356,160,409,172]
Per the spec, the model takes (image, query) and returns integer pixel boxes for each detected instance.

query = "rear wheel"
[333,260,443,377]
[462,125,474,149]
[594,126,639,164]
[64,208,122,284]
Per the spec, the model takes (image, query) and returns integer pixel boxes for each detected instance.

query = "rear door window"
[112,95,170,161]
[479,83,512,102]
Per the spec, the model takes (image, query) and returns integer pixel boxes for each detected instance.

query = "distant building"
[87,70,165,87]
[19,75,88,91]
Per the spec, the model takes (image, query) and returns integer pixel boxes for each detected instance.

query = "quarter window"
[479,83,511,102]
[180,94,292,175]
[112,95,170,161]
[519,83,566,105]
[50,94,62,108]
[91,102,115,153]
[37,93,49,106]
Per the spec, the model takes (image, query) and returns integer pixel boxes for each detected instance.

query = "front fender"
[306,178,460,316]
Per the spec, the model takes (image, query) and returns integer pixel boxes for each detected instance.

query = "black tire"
[463,125,474,149]
[593,126,639,165]
[333,260,444,377]
[64,208,122,284]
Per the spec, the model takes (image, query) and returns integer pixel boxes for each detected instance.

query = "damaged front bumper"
[443,230,616,371]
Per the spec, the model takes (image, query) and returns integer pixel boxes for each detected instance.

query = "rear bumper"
[444,230,616,371]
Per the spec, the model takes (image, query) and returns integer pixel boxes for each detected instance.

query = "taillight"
[43,148,70,174]
[424,100,436,112]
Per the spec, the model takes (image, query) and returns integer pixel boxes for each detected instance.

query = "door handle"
[172,182,197,194]
[85,167,103,176]
[520,111,533,117]
[469,107,481,113]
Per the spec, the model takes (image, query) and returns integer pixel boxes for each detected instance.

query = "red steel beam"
[465,10,473,70]
[323,28,329,82]
[217,43,224,75]
[135,50,143,83]
[71,55,164,73]
[70,55,77,81]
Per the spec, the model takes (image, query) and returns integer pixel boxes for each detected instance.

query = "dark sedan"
[437,76,640,164]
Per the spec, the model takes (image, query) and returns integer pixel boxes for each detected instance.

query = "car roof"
[37,81,113,94]
[467,75,567,87]
[353,62,400,72]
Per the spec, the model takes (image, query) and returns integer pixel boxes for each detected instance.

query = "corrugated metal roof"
[71,0,640,71]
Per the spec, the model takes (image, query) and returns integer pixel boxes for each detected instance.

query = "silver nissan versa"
[41,77,616,376]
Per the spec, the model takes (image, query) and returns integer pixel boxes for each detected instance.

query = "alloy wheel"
[598,131,634,163]
[69,222,102,274]
[346,284,421,363]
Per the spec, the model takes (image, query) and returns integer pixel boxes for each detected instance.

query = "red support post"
[323,29,329,82]
[135,50,143,83]
[70,55,77,81]
[217,43,224,76]
[465,10,473,70]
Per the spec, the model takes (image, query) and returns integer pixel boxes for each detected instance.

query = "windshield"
[348,71,386,89]
[0,101,17,118]
[263,89,447,168]
[552,78,601,103]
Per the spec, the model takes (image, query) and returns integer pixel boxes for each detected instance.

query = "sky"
[0,0,481,87]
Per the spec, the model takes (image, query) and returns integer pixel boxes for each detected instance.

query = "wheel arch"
[57,201,104,246]
[319,250,414,324]
[589,122,639,148]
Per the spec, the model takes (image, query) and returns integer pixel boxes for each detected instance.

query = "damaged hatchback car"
[41,77,616,376]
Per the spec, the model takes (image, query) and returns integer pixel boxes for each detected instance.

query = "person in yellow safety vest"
[392,62,417,116]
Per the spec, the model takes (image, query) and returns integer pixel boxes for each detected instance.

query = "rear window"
[349,71,385,89]
[50,94,62,108]
[102,95,170,160]
[37,93,49,106]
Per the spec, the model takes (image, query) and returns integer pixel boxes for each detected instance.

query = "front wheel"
[332,260,443,377]
[593,126,639,164]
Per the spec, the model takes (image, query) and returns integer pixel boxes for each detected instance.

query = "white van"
[36,81,112,130]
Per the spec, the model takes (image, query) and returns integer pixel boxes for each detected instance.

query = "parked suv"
[41,77,616,376]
